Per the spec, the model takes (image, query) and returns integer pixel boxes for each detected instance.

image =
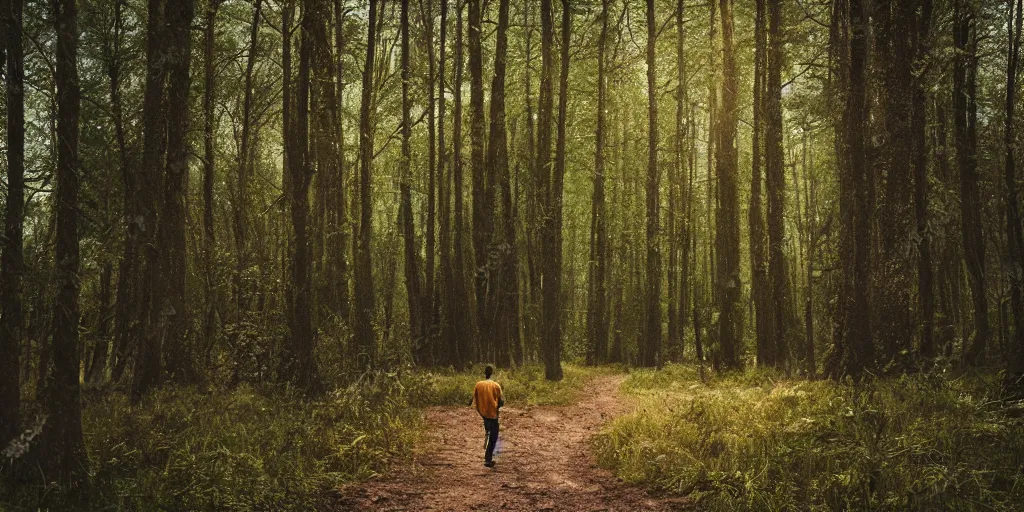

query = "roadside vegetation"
[595,363,1024,511]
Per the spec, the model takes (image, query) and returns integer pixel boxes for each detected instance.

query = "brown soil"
[337,375,692,511]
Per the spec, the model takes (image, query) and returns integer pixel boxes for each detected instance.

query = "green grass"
[595,364,1024,511]
[407,363,622,408]
[5,374,423,511]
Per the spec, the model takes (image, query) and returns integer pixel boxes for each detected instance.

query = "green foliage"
[5,378,422,511]
[407,364,621,407]
[595,364,1024,511]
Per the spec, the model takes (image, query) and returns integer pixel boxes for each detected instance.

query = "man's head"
[485,365,494,379]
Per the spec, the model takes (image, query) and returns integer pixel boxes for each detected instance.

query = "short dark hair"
[485,365,494,378]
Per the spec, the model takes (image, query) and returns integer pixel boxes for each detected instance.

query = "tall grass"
[408,363,620,407]
[595,364,1024,511]
[5,374,423,511]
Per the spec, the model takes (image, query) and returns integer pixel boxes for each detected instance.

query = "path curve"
[337,375,692,511]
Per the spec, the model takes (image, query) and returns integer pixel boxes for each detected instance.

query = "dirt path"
[337,375,691,511]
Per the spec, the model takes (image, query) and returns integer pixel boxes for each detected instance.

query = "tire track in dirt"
[337,374,692,511]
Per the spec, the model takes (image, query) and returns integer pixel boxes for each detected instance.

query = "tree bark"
[43,0,89,493]
[954,0,989,365]
[914,0,935,360]
[642,0,661,368]
[354,0,381,368]
[400,0,426,360]
[715,0,741,370]
[1,0,25,455]
[750,0,771,366]
[765,0,788,367]
[1005,0,1024,377]
[587,0,610,365]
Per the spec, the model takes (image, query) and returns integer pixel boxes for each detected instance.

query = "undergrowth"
[4,373,422,511]
[408,363,620,407]
[595,364,1024,511]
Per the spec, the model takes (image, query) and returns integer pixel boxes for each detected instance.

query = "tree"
[587,0,610,365]
[201,0,221,364]
[132,0,171,401]
[954,0,988,365]
[913,0,935,360]
[159,0,197,381]
[641,0,661,368]
[715,0,741,370]
[484,0,520,367]
[41,0,89,493]
[354,0,381,368]
[468,0,490,355]
[1004,0,1024,378]
[233,0,263,316]
[833,0,874,378]
[1,0,25,458]
[536,0,561,379]
[750,0,771,366]
[765,0,788,367]
[400,0,425,359]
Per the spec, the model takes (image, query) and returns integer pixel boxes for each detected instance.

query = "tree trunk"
[750,0,771,366]
[536,0,559,379]
[160,0,197,382]
[43,0,89,493]
[954,0,989,365]
[485,0,518,367]
[354,0,381,368]
[642,0,661,368]
[233,0,263,317]
[765,0,788,368]
[131,0,169,401]
[1,0,25,454]
[201,0,220,368]
[914,0,935,360]
[400,0,425,360]
[715,0,741,370]
[587,0,610,365]
[1005,0,1024,377]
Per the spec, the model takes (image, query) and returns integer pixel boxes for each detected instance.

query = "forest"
[2,0,1024,509]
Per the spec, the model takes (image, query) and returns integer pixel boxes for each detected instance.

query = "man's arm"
[496,385,504,409]
[468,384,476,407]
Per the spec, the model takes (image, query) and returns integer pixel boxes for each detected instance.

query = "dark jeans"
[483,418,500,462]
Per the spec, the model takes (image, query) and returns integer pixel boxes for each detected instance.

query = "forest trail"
[337,374,692,511]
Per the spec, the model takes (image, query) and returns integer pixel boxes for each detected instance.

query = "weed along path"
[337,374,692,511]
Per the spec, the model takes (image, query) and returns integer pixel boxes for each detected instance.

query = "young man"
[471,365,504,467]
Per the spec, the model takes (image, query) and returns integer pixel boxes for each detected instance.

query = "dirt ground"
[336,375,692,511]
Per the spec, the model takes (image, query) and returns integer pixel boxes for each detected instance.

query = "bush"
[595,364,1024,511]
[5,376,423,511]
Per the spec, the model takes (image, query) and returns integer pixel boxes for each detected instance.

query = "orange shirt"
[472,379,503,419]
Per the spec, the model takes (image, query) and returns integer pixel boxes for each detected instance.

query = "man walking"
[471,365,504,467]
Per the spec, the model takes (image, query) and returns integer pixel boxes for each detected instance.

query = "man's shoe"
[484,461,495,468]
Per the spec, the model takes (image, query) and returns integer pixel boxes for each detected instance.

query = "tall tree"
[453,0,474,367]
[201,0,221,364]
[954,0,989,364]
[354,0,381,368]
[715,0,741,369]
[281,0,328,391]
[233,0,263,315]
[400,0,426,356]
[834,0,874,378]
[159,0,197,381]
[765,0,788,367]
[131,0,170,400]
[484,0,519,366]
[674,0,691,361]
[587,0,611,364]
[1,0,25,456]
[42,0,89,492]
[1005,0,1024,377]
[750,0,771,365]
[642,0,661,367]
[536,0,560,379]
[468,0,491,357]
[914,0,935,359]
